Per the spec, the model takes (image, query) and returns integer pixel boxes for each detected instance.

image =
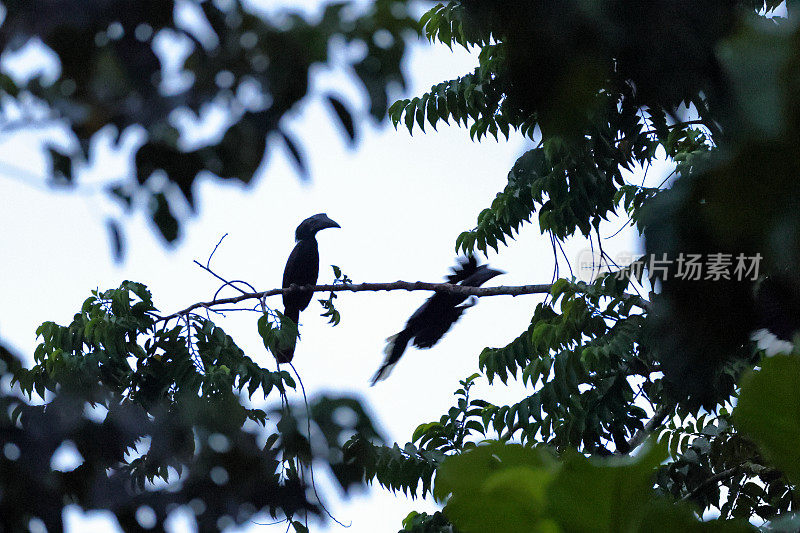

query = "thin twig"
[193,260,257,296]
[288,362,352,528]
[207,233,228,269]
[614,119,709,146]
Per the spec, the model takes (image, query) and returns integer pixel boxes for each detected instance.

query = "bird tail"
[274,307,300,364]
[370,330,412,385]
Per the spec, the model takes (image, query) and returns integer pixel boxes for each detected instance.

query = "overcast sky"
[0,2,656,531]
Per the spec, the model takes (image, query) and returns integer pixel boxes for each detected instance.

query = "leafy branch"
[624,403,673,453]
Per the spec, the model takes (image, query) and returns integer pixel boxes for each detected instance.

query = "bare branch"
[625,403,672,452]
[193,260,257,296]
[679,467,741,503]
[499,420,523,442]
[156,281,652,323]
[157,281,553,322]
[679,463,776,503]
[207,233,228,269]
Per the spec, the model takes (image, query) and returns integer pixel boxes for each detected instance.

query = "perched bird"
[276,213,340,363]
[371,256,503,384]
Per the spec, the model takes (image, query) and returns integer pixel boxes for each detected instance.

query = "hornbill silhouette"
[371,256,503,384]
[276,213,340,363]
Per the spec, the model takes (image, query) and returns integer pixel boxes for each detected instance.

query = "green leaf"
[280,130,309,180]
[105,218,125,263]
[435,442,556,532]
[546,440,667,532]
[388,99,409,127]
[402,511,420,530]
[150,192,179,243]
[291,521,309,533]
[264,433,279,450]
[405,98,418,133]
[412,422,442,443]
[47,147,73,183]
[326,94,356,144]
[735,355,800,485]
[636,500,755,532]
[256,314,274,351]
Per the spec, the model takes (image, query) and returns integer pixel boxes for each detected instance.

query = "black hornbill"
[371,256,503,384]
[276,213,340,363]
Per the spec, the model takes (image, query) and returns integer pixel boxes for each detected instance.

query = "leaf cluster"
[2,282,386,530]
[317,265,354,326]
[432,440,755,533]
[657,411,793,521]
[343,436,444,498]
[0,0,418,250]
[1,347,315,531]
[368,3,800,528]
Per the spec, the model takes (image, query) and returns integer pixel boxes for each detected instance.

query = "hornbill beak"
[295,213,341,240]
[318,214,340,230]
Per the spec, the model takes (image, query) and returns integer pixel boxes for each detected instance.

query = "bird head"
[447,256,504,286]
[295,213,341,241]
[465,264,504,286]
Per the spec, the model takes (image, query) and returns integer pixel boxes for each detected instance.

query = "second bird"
[277,213,340,363]
[371,256,503,384]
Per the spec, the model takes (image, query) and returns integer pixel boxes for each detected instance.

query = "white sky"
[0,2,655,531]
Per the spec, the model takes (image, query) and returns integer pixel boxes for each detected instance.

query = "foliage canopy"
[2,1,800,532]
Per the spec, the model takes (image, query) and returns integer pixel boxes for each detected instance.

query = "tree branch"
[624,403,672,452]
[678,462,776,504]
[156,281,549,322]
[156,281,652,323]
[498,400,668,449]
[499,420,524,442]
[679,467,741,503]
[615,119,710,146]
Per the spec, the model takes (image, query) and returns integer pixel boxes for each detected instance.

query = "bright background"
[0,1,651,530]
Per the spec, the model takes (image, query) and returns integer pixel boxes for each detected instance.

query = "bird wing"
[371,258,499,383]
[412,304,466,348]
[282,239,319,312]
